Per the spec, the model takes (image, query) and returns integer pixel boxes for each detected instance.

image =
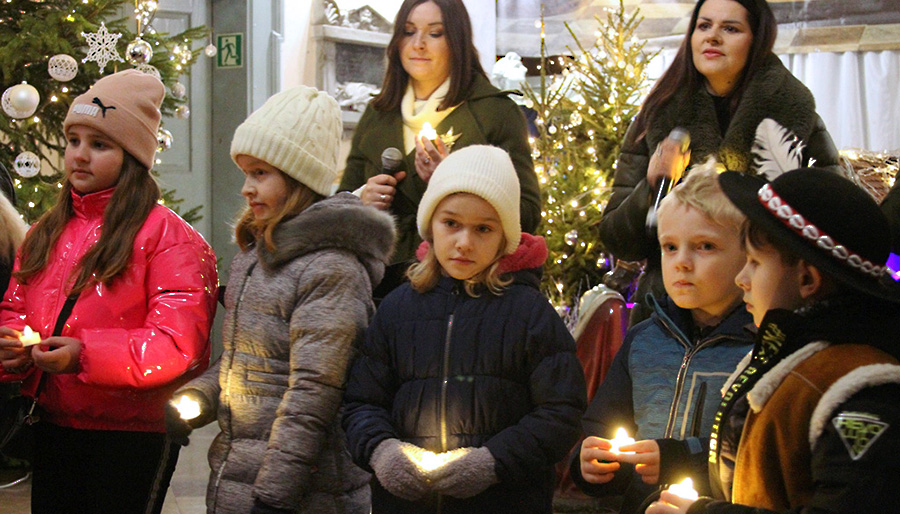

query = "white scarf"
[401,78,456,154]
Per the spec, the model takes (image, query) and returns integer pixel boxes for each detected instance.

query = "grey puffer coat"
[178,193,396,514]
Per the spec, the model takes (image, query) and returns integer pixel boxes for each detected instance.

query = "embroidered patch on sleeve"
[832,412,889,461]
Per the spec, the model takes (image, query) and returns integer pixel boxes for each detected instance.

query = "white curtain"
[648,49,900,152]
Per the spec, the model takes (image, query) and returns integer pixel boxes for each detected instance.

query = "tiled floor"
[0,423,218,514]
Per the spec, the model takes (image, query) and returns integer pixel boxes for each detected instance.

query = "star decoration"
[81,22,124,72]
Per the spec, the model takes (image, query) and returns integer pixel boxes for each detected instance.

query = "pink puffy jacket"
[0,188,218,432]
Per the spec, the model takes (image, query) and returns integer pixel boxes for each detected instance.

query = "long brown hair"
[635,0,777,140]
[234,171,324,252]
[16,153,160,294]
[371,0,486,112]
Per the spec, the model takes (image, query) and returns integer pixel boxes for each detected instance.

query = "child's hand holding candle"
[19,325,42,347]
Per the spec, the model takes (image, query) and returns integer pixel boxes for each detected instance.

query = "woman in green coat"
[338,0,540,299]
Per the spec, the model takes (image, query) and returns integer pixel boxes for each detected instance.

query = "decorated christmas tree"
[523,0,655,310]
[0,0,209,223]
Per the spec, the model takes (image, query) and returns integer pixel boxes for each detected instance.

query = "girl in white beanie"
[0,69,219,514]
[343,145,587,514]
[166,85,396,514]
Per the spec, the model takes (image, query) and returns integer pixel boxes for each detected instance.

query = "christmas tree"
[523,0,655,310]
[0,0,208,223]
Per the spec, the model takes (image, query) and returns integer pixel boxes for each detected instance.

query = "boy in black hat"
[647,168,900,514]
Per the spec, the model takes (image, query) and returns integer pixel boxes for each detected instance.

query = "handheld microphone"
[381,147,403,174]
[646,127,691,237]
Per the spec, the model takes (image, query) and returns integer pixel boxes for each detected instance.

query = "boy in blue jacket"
[573,162,754,514]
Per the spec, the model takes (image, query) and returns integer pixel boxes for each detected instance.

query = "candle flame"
[173,394,201,420]
[19,325,42,346]
[609,427,635,454]
[402,446,467,472]
[418,122,438,141]
[667,477,699,500]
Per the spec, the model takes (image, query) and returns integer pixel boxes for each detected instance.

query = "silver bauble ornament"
[126,38,154,65]
[157,128,173,151]
[2,83,40,119]
[175,105,190,120]
[204,44,217,57]
[14,151,41,178]
[171,82,186,99]
[565,230,578,246]
[48,54,78,82]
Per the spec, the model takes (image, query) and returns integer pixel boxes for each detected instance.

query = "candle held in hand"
[667,477,699,500]
[173,394,201,420]
[609,427,635,454]
[418,122,438,142]
[19,325,41,347]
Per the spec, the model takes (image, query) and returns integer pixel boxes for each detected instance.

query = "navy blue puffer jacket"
[343,236,586,514]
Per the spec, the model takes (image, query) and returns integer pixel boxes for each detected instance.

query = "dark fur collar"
[648,54,817,173]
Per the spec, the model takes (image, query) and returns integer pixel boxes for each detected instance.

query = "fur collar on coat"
[647,54,818,174]
[257,192,396,284]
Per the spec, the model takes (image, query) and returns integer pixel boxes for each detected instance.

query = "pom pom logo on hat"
[832,411,889,461]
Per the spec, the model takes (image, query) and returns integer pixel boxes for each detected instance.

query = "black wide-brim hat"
[719,167,900,302]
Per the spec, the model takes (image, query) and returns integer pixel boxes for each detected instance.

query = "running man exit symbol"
[216,33,243,68]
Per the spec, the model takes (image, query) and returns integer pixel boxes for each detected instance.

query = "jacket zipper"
[660,312,734,438]
[436,287,460,514]
[211,260,256,510]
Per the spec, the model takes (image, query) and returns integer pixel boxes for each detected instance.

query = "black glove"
[164,391,213,446]
[250,499,293,514]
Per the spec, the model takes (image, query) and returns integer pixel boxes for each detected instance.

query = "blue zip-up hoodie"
[572,294,753,514]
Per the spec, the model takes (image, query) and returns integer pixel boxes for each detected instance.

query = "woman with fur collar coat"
[597,0,840,325]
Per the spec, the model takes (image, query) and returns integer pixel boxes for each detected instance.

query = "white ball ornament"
[135,64,161,81]
[126,38,154,65]
[2,83,40,119]
[204,44,217,58]
[175,105,190,120]
[171,82,186,99]
[14,151,41,178]
[48,54,79,82]
[157,128,173,151]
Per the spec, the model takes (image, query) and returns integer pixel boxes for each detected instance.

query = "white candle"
[418,122,438,142]
[172,394,201,420]
[609,427,635,454]
[667,477,699,501]
[19,325,41,347]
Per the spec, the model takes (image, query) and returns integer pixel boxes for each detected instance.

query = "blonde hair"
[16,153,160,294]
[406,241,512,296]
[658,157,745,231]
[234,170,324,252]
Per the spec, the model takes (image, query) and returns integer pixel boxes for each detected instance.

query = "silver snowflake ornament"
[81,22,124,72]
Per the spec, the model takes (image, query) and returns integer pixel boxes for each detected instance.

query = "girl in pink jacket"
[0,70,218,514]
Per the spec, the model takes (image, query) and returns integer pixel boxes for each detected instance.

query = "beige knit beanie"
[230,86,341,196]
[64,69,164,170]
[418,145,521,254]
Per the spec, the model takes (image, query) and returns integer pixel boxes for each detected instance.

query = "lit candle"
[609,427,635,454]
[172,394,201,420]
[402,446,466,472]
[19,325,41,347]
[667,477,699,501]
[418,122,438,142]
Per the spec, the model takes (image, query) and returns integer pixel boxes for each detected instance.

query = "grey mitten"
[369,438,431,501]
[430,446,498,499]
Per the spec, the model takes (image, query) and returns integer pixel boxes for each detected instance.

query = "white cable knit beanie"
[417,145,521,254]
[230,86,341,196]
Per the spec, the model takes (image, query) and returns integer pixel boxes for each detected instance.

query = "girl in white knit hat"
[0,69,219,514]
[166,85,396,514]
[342,145,587,514]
